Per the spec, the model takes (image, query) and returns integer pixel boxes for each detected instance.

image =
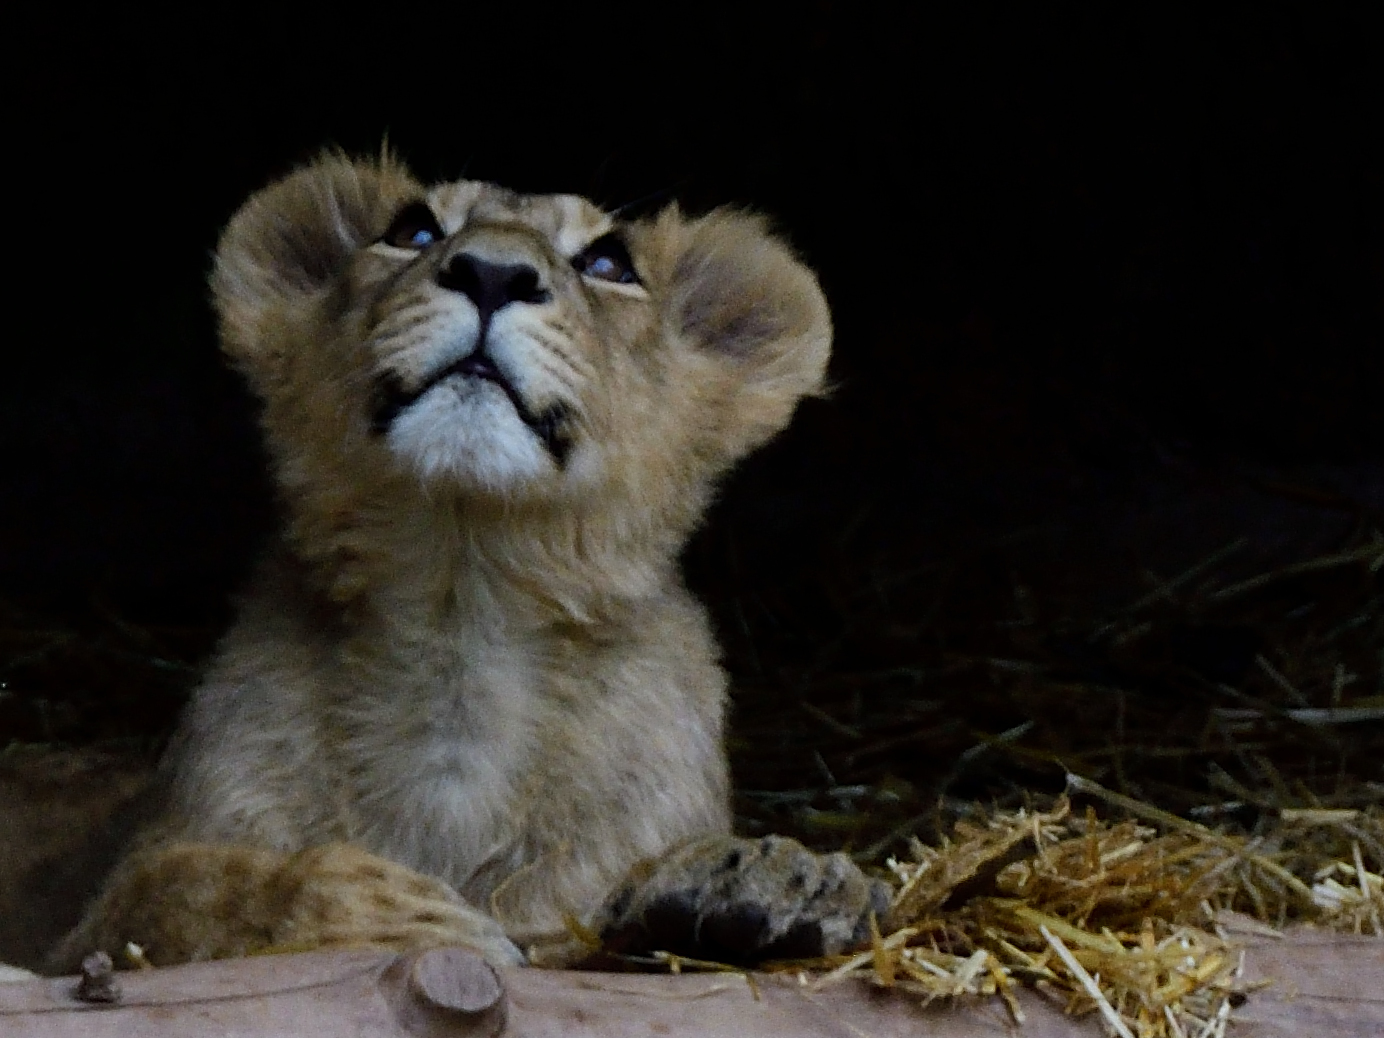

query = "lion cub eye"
[380,202,445,249]
[572,233,640,285]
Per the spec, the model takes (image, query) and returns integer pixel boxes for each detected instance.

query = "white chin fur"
[385,378,551,491]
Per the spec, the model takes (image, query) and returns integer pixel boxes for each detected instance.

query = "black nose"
[437,253,550,321]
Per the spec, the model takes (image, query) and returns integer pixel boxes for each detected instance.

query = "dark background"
[3,7,1380,729]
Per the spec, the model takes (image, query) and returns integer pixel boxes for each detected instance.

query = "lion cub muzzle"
[372,233,571,463]
[368,218,581,478]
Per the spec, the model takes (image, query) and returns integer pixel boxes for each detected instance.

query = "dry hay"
[805,790,1382,1038]
[724,529,1384,854]
[709,520,1384,1034]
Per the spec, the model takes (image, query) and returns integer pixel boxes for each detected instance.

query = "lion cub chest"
[326,606,725,899]
[327,621,550,884]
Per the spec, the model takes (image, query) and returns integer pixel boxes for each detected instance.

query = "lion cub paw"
[598,835,891,965]
[268,844,524,966]
[55,842,523,971]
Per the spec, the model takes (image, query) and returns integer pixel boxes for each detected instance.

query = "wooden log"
[1,929,1380,1037]
[1232,926,1384,1038]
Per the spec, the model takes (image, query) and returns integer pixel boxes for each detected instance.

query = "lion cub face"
[364,186,630,489]
[213,155,830,515]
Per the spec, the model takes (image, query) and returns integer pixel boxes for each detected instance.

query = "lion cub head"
[213,154,830,582]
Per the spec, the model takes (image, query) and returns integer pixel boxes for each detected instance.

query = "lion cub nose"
[438,253,551,322]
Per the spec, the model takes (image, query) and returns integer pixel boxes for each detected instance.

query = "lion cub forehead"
[425,180,612,254]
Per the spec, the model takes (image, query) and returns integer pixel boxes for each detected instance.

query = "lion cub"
[52,154,885,971]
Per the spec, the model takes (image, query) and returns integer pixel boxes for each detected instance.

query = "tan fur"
[47,153,839,970]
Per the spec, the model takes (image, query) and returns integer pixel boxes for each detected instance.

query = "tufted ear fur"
[644,207,833,455]
[210,152,421,387]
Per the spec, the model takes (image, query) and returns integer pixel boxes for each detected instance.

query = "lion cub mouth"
[371,351,573,466]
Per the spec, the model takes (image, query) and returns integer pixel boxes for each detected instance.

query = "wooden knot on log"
[386,946,508,1037]
[74,950,121,1005]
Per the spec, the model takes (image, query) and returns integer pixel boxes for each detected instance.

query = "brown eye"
[572,233,639,284]
[380,202,445,249]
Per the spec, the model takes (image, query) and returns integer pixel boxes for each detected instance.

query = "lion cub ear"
[211,152,421,382]
[647,207,833,454]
